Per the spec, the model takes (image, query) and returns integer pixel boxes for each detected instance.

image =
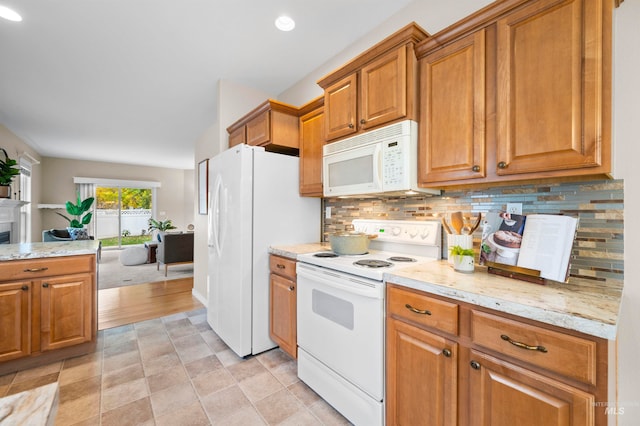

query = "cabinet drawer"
[387,285,458,335]
[470,310,597,385]
[0,255,95,282]
[269,255,296,280]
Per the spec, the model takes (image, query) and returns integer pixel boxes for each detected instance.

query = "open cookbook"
[479,212,578,282]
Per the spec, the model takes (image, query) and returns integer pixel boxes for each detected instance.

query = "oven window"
[311,289,354,330]
[328,155,373,187]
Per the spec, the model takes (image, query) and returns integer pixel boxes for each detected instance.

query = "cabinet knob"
[42,283,49,288]
[21,285,29,291]
[470,360,481,370]
[276,264,286,269]
[288,286,295,292]
[497,161,507,169]
[360,119,366,125]
[442,349,452,358]
[472,165,480,172]
[348,123,354,129]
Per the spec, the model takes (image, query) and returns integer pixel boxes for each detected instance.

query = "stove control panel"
[352,219,440,246]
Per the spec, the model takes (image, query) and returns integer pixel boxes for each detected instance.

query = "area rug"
[98,248,194,290]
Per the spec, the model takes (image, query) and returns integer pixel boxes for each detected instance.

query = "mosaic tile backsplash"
[323,179,623,290]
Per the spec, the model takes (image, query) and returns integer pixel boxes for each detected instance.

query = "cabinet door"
[40,274,93,351]
[0,282,31,362]
[469,350,594,426]
[246,110,271,146]
[269,273,297,358]
[228,126,246,147]
[360,46,408,131]
[324,74,358,141]
[299,106,325,197]
[495,0,606,175]
[419,30,486,184]
[386,317,457,426]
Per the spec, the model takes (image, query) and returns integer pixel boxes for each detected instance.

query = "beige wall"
[613,1,640,423]
[0,124,43,240]
[40,157,194,235]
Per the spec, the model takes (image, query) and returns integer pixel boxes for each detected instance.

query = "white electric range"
[296,219,441,426]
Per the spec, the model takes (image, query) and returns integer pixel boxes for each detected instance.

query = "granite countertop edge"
[0,241,100,261]
[270,243,621,341]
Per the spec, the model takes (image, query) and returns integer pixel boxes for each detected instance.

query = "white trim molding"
[73,177,161,188]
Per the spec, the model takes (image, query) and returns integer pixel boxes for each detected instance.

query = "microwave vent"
[324,120,415,155]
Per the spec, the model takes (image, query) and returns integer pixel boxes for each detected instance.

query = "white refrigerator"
[206,144,320,357]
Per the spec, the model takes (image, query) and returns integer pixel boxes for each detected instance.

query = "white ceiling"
[0,0,416,170]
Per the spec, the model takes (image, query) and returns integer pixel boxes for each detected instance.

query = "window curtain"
[76,183,96,237]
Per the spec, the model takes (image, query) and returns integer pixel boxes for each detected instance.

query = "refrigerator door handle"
[209,175,226,257]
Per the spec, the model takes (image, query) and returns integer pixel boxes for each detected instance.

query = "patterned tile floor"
[0,308,351,425]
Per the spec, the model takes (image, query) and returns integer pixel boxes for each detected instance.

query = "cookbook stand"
[485,261,547,285]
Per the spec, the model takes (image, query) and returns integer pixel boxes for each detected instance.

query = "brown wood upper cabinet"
[318,23,428,142]
[298,97,325,197]
[226,99,300,155]
[416,0,612,186]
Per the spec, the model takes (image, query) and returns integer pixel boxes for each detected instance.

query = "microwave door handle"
[373,144,383,189]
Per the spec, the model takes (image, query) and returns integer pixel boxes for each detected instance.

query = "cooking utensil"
[329,231,378,255]
[441,217,453,235]
[468,213,483,235]
[451,212,464,235]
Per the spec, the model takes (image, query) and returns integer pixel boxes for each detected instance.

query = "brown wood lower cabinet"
[0,254,97,374]
[386,283,609,426]
[269,255,297,358]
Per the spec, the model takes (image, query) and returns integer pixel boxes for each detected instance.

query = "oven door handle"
[297,266,382,299]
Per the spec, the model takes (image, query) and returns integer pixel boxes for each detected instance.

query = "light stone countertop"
[269,244,622,340]
[0,240,100,261]
[0,382,59,425]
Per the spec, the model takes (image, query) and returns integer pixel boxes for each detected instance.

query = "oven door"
[323,140,382,197]
[296,262,384,400]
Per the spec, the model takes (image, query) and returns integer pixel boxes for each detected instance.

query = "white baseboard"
[192,288,207,306]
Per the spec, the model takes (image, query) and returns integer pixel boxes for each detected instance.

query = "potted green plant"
[148,218,177,241]
[55,192,95,240]
[0,148,20,198]
[449,245,475,273]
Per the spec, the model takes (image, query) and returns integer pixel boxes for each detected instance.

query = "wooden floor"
[98,277,204,330]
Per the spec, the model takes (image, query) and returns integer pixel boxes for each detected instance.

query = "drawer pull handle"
[21,285,29,291]
[442,349,452,358]
[276,264,286,269]
[470,360,481,370]
[23,267,49,273]
[501,334,548,353]
[405,304,431,316]
[42,283,49,288]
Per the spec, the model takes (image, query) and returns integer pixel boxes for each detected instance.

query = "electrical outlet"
[325,206,332,219]
[506,203,522,215]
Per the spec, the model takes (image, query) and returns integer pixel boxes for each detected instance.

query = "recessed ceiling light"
[275,15,295,32]
[0,5,22,22]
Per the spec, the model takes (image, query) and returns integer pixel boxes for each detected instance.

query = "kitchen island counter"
[0,240,100,261]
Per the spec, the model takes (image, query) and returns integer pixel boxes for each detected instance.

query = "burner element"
[314,252,339,258]
[387,256,416,262]
[354,259,393,268]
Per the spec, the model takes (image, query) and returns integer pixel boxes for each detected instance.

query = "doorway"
[95,186,153,249]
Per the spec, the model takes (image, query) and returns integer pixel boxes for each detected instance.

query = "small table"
[145,242,158,263]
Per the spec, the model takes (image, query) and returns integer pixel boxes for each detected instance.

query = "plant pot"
[453,255,475,273]
[0,185,10,199]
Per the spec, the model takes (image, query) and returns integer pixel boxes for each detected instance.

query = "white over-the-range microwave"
[323,119,441,197]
